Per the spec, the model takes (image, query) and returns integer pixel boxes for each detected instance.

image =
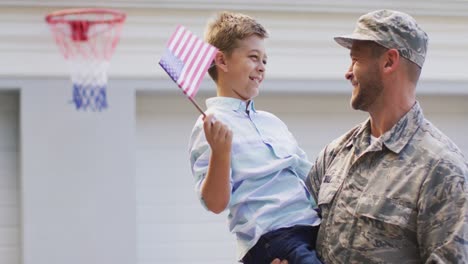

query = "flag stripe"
[173,30,190,57]
[171,30,187,56]
[188,46,217,98]
[182,42,209,93]
[177,38,202,87]
[180,35,196,61]
[168,26,185,50]
[185,44,211,96]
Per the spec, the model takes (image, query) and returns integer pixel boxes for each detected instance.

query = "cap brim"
[334,33,377,49]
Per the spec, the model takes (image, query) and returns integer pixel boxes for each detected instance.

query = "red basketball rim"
[45,8,126,24]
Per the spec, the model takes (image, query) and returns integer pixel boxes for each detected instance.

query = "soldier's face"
[346,41,384,111]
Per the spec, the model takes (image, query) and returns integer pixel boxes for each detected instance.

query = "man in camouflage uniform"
[273,9,468,264]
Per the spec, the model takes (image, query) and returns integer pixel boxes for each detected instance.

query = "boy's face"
[219,34,267,101]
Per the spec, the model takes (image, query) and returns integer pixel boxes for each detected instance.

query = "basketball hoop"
[45,8,126,111]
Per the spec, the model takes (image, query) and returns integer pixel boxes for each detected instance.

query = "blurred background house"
[0,0,467,263]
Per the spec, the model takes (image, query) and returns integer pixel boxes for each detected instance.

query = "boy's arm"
[200,114,233,214]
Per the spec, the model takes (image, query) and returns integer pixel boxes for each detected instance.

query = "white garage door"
[136,92,468,264]
[0,93,20,264]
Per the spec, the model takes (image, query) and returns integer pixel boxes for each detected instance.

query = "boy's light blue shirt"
[189,97,320,260]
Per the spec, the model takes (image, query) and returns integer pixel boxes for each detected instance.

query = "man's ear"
[214,51,228,72]
[383,49,400,73]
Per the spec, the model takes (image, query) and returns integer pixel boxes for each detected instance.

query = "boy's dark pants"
[242,225,322,264]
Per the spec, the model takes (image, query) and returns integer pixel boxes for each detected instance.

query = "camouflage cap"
[334,10,428,68]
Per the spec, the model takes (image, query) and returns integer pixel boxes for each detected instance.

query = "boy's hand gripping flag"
[159,25,218,117]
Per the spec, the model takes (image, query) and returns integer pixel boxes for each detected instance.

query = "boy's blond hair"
[204,11,269,81]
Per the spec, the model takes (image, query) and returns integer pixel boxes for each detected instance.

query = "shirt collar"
[348,102,424,154]
[206,97,257,113]
[381,101,424,153]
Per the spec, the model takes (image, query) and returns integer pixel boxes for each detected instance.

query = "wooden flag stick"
[188,96,206,118]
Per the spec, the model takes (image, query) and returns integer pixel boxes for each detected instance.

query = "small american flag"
[159,25,218,98]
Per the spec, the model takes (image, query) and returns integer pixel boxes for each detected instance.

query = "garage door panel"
[137,151,195,206]
[139,260,231,264]
[136,174,195,198]
[138,205,217,224]
[279,115,366,143]
[136,151,192,181]
[136,186,199,206]
[136,175,196,200]
[255,95,353,114]
[139,241,235,263]
[137,95,208,114]
[137,150,193,176]
[265,110,368,161]
[136,115,196,148]
[139,222,232,243]
[138,211,234,262]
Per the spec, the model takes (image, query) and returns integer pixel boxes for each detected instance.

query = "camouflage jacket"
[307,102,468,263]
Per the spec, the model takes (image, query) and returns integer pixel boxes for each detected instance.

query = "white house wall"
[0,1,467,92]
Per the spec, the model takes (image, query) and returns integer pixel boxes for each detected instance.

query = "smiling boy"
[189,11,321,264]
